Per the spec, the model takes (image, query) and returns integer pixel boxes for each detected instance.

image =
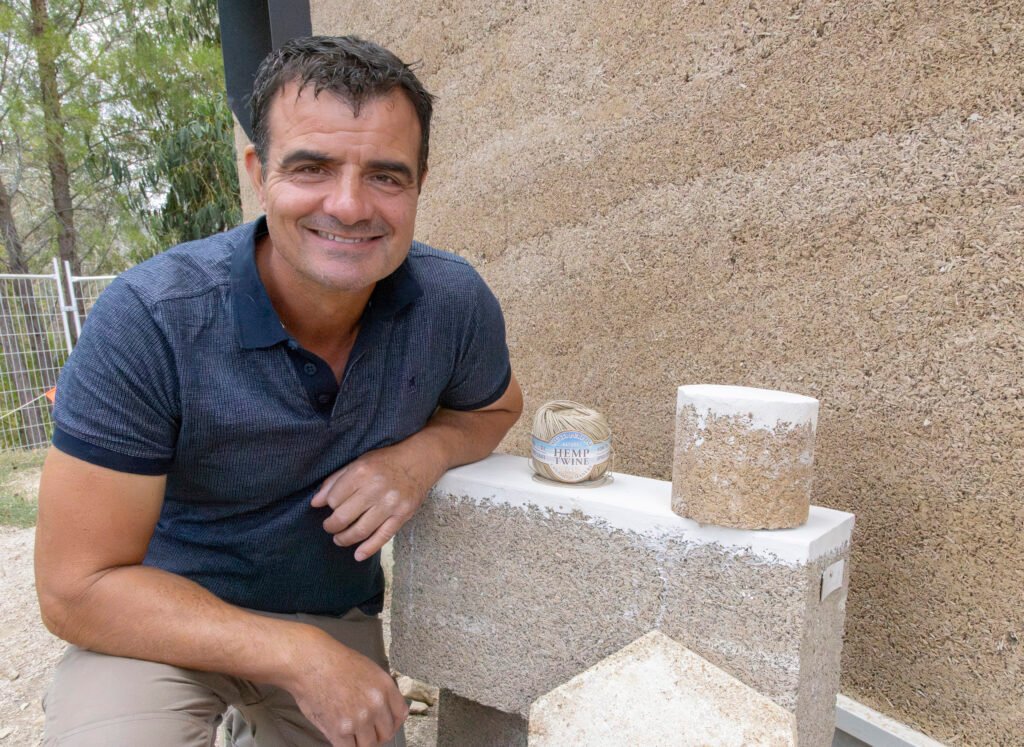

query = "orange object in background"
[44,387,56,404]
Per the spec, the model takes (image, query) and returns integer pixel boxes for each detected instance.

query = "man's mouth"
[313,229,378,244]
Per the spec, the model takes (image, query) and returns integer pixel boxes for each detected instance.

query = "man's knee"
[43,646,228,747]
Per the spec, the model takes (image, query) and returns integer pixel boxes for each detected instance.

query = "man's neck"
[255,234,373,379]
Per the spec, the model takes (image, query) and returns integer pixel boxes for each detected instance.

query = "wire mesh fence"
[0,262,116,451]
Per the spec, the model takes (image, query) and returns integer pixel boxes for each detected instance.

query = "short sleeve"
[439,274,512,411]
[52,277,180,474]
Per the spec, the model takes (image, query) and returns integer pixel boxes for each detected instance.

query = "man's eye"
[371,173,400,185]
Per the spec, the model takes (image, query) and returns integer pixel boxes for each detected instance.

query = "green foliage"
[139,94,241,257]
[0,494,37,527]
[0,447,45,527]
[0,0,240,273]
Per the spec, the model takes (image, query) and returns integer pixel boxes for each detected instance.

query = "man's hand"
[312,375,523,561]
[285,627,409,746]
[311,440,440,562]
[36,448,406,747]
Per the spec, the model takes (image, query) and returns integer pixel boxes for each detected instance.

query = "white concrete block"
[432,454,852,564]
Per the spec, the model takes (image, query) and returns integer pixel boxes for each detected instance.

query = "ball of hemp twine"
[530,400,612,484]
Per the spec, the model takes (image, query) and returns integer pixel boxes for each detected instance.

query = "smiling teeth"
[316,230,368,243]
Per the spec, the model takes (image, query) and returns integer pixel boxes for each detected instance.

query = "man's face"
[245,83,424,295]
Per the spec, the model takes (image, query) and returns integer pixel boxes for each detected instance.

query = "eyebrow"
[278,151,415,182]
[278,149,333,168]
[366,159,415,182]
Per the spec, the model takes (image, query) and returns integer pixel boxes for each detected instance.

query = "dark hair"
[249,36,434,181]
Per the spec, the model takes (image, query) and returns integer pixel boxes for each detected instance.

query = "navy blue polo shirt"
[52,218,511,615]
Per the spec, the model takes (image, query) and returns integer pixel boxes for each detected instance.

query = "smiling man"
[34,36,522,747]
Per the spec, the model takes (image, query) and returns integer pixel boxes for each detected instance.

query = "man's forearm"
[35,448,310,687]
[40,555,323,689]
[312,374,523,560]
[395,392,524,487]
[38,562,406,742]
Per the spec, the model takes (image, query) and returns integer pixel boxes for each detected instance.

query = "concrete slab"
[427,454,852,563]
[528,630,797,746]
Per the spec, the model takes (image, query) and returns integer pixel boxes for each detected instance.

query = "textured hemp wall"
[246,1,1022,743]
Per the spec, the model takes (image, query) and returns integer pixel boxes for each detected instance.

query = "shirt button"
[303,362,317,375]
[287,339,299,350]
[316,393,331,405]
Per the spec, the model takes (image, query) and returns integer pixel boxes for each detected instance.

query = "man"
[34,36,522,747]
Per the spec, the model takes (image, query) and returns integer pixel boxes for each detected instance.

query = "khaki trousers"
[42,607,406,747]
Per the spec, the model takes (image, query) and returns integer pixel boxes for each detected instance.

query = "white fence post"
[0,264,117,450]
[64,261,117,335]
[54,258,75,353]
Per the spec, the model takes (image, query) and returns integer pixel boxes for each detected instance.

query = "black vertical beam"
[217,0,312,140]
[268,0,312,49]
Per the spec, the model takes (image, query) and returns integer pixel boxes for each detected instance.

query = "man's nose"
[322,173,373,225]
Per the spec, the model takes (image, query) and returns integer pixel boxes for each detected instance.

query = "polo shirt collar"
[231,218,424,350]
[365,249,423,319]
[232,218,289,350]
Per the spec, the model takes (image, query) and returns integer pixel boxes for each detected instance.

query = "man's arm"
[312,373,524,560]
[34,448,408,747]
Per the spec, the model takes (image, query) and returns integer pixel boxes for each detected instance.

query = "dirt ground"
[0,469,437,746]
[0,526,63,744]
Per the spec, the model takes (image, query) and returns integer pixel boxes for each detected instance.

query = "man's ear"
[243,145,267,209]
[417,166,429,193]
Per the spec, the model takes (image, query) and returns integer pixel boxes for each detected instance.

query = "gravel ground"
[0,526,64,745]
[0,525,437,746]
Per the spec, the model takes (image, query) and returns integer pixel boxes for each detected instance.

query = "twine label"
[531,430,611,482]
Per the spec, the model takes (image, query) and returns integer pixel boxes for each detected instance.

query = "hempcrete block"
[392,454,854,745]
[672,385,819,529]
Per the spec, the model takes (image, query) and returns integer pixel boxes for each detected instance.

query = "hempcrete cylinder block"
[672,385,819,530]
[391,454,854,746]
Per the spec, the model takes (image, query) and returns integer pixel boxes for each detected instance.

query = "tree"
[141,95,240,255]
[29,0,79,273]
[0,0,239,447]
[108,0,241,256]
[0,0,240,274]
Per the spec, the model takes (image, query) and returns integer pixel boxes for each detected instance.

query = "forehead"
[264,82,420,160]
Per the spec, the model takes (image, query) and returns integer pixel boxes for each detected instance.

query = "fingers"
[355,679,407,747]
[372,681,409,745]
[320,485,412,544]
[310,449,425,561]
[354,723,379,747]
[323,495,376,537]
[311,467,347,508]
[330,506,381,546]
[293,638,408,747]
[320,684,403,747]
[352,517,403,562]
[387,680,411,731]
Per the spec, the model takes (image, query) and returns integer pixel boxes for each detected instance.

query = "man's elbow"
[34,566,110,644]
[497,374,524,423]
[36,578,77,641]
